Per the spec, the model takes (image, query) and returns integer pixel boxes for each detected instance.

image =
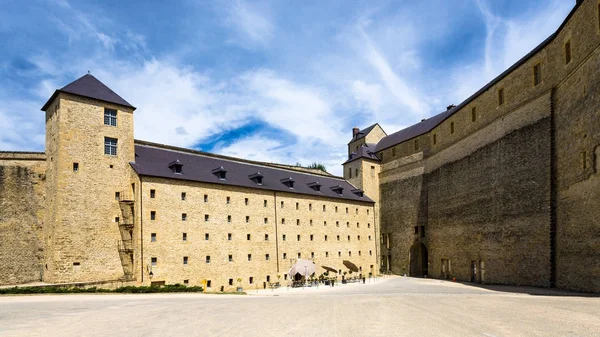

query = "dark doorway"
[409,242,428,277]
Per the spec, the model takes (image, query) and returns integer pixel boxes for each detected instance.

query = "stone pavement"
[0,276,598,337]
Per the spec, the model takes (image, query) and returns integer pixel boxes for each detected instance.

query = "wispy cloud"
[222,0,274,48]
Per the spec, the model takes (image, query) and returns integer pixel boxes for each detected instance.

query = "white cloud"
[223,0,274,48]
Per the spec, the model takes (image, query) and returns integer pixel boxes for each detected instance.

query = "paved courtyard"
[0,276,598,337]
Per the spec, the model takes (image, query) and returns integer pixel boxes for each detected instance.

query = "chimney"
[447,104,456,111]
[352,127,360,137]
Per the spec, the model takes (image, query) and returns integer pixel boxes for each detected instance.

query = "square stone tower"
[41,74,136,283]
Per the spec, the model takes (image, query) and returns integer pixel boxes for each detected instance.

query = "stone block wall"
[0,153,46,285]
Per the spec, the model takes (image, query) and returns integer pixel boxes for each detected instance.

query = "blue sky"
[0,0,574,175]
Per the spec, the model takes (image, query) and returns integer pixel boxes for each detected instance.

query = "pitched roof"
[348,123,380,143]
[374,1,581,153]
[343,143,380,164]
[131,141,374,204]
[41,74,135,111]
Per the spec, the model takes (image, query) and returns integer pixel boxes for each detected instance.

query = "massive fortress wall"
[378,0,600,292]
[0,152,46,285]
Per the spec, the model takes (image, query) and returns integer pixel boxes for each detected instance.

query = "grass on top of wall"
[0,284,204,295]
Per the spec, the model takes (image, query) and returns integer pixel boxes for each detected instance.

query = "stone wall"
[0,153,46,285]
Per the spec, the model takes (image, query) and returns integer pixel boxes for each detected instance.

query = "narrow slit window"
[498,88,504,106]
[565,40,572,64]
[450,122,455,134]
[471,107,477,122]
[433,134,437,145]
[533,63,542,86]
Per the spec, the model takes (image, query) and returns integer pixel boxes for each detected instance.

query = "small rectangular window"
[150,211,156,220]
[249,277,253,284]
[325,235,328,241]
[433,134,437,145]
[184,279,189,284]
[206,256,210,264]
[183,256,188,265]
[104,137,118,156]
[414,226,419,234]
[264,200,267,207]
[335,206,338,213]
[104,108,117,126]
[265,234,269,241]
[205,233,209,240]
[310,234,314,241]
[282,218,285,224]
[150,189,155,198]
[565,40,572,64]
[204,194,208,202]
[183,233,187,241]
[228,255,233,262]
[348,168,352,178]
[471,107,477,122]
[228,215,231,223]
[151,257,157,266]
[282,234,286,241]
[151,233,156,242]
[245,198,249,205]
[323,205,326,212]
[281,201,284,208]
[205,214,209,222]
[371,165,375,177]
[354,168,358,177]
[247,234,251,241]
[392,147,396,157]
[181,192,186,200]
[533,63,542,86]
[345,207,348,214]
[326,252,329,257]
[115,192,120,200]
[296,219,300,226]
[450,122,455,134]
[248,254,252,261]
[246,216,250,223]
[264,218,268,224]
[309,204,312,211]
[336,221,339,227]
[228,233,232,240]
[297,234,301,241]
[226,196,230,204]
[296,202,299,210]
[115,217,119,223]
[311,252,314,258]
[265,254,270,261]
[297,253,301,258]
[324,221,327,226]
[182,213,187,221]
[73,162,79,172]
[498,88,504,106]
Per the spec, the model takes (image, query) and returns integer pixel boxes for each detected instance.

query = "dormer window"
[212,166,227,180]
[281,177,295,189]
[168,160,183,174]
[351,189,364,197]
[330,185,344,195]
[307,182,321,192]
[249,172,264,185]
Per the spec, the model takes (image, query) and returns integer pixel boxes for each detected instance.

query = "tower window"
[246,216,250,223]
[181,192,186,200]
[151,233,156,242]
[565,40,572,64]
[228,233,232,240]
[150,211,156,220]
[228,255,233,262]
[266,254,270,260]
[206,256,210,264]
[533,63,542,86]
[471,107,477,122]
[73,162,79,172]
[226,196,230,204]
[181,213,187,221]
[498,88,505,106]
[433,134,437,145]
[204,194,208,202]
[183,256,188,265]
[248,254,252,261]
[151,257,157,266]
[150,189,155,198]
[104,137,118,156]
[450,122,455,134]
[205,233,209,240]
[264,200,267,207]
[296,202,299,210]
[245,198,249,205]
[265,234,269,241]
[228,215,231,223]
[205,214,209,222]
[104,108,117,126]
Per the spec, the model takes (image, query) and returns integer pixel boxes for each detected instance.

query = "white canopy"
[288,259,316,278]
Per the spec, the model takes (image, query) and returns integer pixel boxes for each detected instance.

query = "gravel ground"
[0,276,598,337]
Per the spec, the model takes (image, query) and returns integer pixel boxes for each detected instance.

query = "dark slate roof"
[41,74,135,111]
[348,123,380,143]
[374,1,581,153]
[375,110,452,152]
[131,142,374,204]
[343,143,380,164]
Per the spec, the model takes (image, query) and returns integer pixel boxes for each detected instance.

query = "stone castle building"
[0,0,598,292]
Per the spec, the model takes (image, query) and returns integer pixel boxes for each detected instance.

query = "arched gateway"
[409,242,428,277]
